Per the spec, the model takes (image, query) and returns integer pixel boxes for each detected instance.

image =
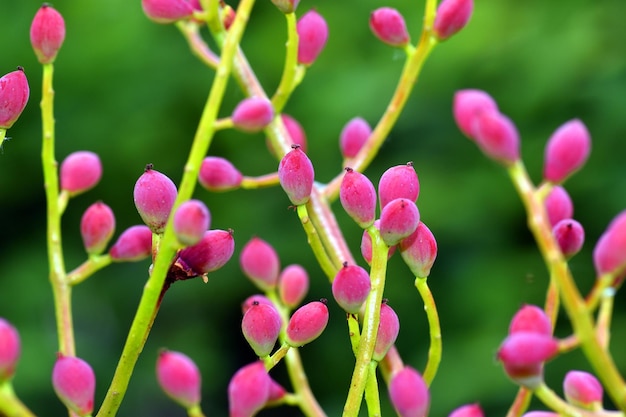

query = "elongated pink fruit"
[60,151,102,196]
[156,350,201,408]
[133,164,178,234]
[278,145,314,206]
[0,68,30,129]
[30,4,66,64]
[286,300,329,347]
[297,10,329,65]
[228,361,271,417]
[240,237,280,291]
[369,7,410,47]
[543,119,591,183]
[177,229,235,275]
[340,167,377,228]
[52,354,95,417]
[81,201,116,255]
[388,366,430,417]
[0,318,20,383]
[109,225,152,262]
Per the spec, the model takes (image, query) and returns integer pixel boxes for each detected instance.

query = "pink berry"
[361,220,396,265]
[544,185,573,227]
[496,332,559,388]
[286,300,329,347]
[30,4,66,64]
[448,403,484,417]
[593,210,626,277]
[379,198,420,246]
[156,350,201,408]
[399,221,437,278]
[173,199,211,246]
[297,10,329,65]
[508,305,552,336]
[240,237,280,291]
[109,225,153,262]
[563,370,603,409]
[60,151,102,196]
[340,168,377,229]
[373,301,400,361]
[388,366,430,417]
[339,117,371,159]
[453,89,499,138]
[331,263,371,314]
[282,114,308,152]
[52,354,95,417]
[0,318,20,382]
[142,0,194,24]
[473,110,520,165]
[553,219,584,258]
[369,7,410,47]
[177,229,235,275]
[231,97,274,133]
[198,156,243,192]
[133,165,178,234]
[267,377,287,402]
[278,264,309,309]
[228,361,271,417]
[271,0,300,14]
[0,68,30,130]
[378,162,420,209]
[278,145,315,206]
[241,302,282,357]
[241,294,276,315]
[543,119,591,183]
[433,0,474,41]
[80,201,116,255]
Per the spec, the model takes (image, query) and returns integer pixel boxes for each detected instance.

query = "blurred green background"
[2,0,626,415]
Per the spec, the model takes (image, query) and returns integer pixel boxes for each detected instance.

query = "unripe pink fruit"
[0,68,30,129]
[553,219,584,258]
[340,168,377,229]
[240,237,280,291]
[109,225,153,261]
[133,165,178,234]
[241,294,276,315]
[373,301,400,361]
[282,114,308,152]
[453,89,499,138]
[378,162,420,209]
[473,110,520,165]
[241,302,282,357]
[156,350,201,408]
[199,156,243,192]
[388,366,430,417]
[543,119,591,183]
[593,210,626,277]
[0,318,20,382]
[278,145,315,206]
[142,0,194,24]
[339,117,371,159]
[448,403,484,417]
[232,97,274,133]
[173,199,211,246]
[369,7,410,47]
[228,361,271,417]
[278,264,309,309]
[544,185,573,227]
[433,0,474,41]
[379,198,420,246]
[563,370,603,409]
[399,221,437,278]
[496,332,559,388]
[297,10,329,65]
[286,300,329,347]
[60,151,102,196]
[177,229,235,275]
[52,354,95,417]
[361,220,396,265]
[30,4,66,64]
[81,201,116,255]
[331,263,371,314]
[508,305,552,336]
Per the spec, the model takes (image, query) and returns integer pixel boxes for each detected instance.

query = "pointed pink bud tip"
[496,332,559,388]
[297,10,329,65]
[156,350,201,408]
[177,229,235,275]
[271,0,300,14]
[340,168,377,228]
[242,302,282,357]
[379,162,420,209]
[332,263,371,314]
[593,210,626,279]
[30,4,66,64]
[133,164,178,234]
[278,264,310,309]
[59,151,102,196]
[228,361,271,417]
[173,199,211,246]
[448,403,484,417]
[453,89,499,138]
[508,305,552,336]
[543,119,591,183]
[0,318,20,383]
[109,225,153,262]
[199,156,243,192]
[388,366,430,417]
[52,354,95,417]
[544,185,573,227]
[286,299,329,347]
[81,201,116,255]
[433,0,474,41]
[399,221,437,278]
[0,68,30,130]
[553,219,584,258]
[380,198,420,246]
[240,237,280,291]
[339,117,371,159]
[369,7,410,47]
[232,97,274,133]
[141,0,194,23]
[278,145,315,206]
[361,220,397,265]
[563,370,603,409]
[241,294,276,315]
[373,301,400,361]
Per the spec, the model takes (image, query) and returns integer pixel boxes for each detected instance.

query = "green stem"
[414,277,441,385]
[66,255,112,286]
[186,404,206,417]
[176,21,220,69]
[240,172,280,189]
[296,204,337,281]
[0,382,36,417]
[284,348,327,417]
[364,361,381,417]
[505,387,533,417]
[348,314,361,356]
[534,382,622,417]
[271,12,299,113]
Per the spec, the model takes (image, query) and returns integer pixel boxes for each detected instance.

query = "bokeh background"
[2,0,626,415]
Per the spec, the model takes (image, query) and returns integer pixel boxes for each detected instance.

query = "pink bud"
[373,301,400,361]
[278,264,309,309]
[30,4,66,64]
[553,219,584,258]
[361,220,396,265]
[52,354,95,416]
[339,117,371,159]
[473,110,520,165]
[173,199,211,246]
[297,10,329,65]
[286,300,329,347]
[267,377,287,402]
[331,263,371,314]
[156,350,201,409]
[369,7,410,47]
[199,156,243,192]
[109,225,153,262]
[340,168,377,228]
[268,114,308,157]
[232,97,274,133]
[563,370,603,409]
[241,302,282,357]
[379,198,420,246]
[228,361,271,417]
[271,0,300,14]
[508,305,552,336]
[240,237,280,291]
[142,0,194,24]
[221,4,236,30]
[81,201,116,255]
[496,332,559,388]
[0,318,20,382]
[448,403,484,417]
[378,162,420,209]
[453,89,499,138]
[177,229,235,275]
[433,0,474,41]
[544,185,573,227]
[133,165,178,234]
[278,145,315,206]
[0,68,30,130]
[241,294,276,315]
[388,366,430,417]
[399,221,437,278]
[543,119,591,183]
[60,151,102,196]
[593,210,626,277]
